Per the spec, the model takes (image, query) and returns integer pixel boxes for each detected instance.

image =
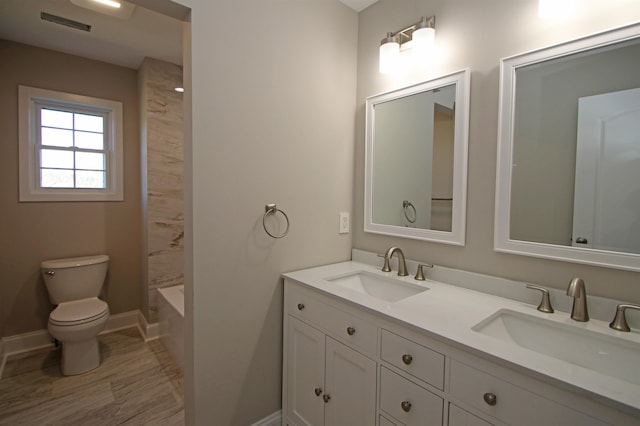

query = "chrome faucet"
[566,278,589,322]
[382,247,408,276]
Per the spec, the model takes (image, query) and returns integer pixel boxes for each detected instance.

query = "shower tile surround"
[139,58,185,323]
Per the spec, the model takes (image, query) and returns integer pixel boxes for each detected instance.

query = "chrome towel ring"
[263,204,290,239]
[402,200,416,223]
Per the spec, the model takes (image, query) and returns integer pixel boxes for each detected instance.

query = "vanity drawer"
[449,360,607,426]
[286,285,377,356]
[379,414,400,426]
[448,403,493,426]
[381,329,445,390]
[380,367,443,426]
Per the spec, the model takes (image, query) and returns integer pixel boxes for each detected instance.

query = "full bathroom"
[1,0,640,425]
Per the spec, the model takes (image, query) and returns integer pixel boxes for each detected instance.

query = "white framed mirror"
[365,69,470,245]
[495,22,640,271]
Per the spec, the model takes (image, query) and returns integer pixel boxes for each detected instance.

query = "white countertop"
[283,260,640,416]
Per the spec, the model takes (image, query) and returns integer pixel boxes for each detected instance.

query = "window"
[19,86,124,201]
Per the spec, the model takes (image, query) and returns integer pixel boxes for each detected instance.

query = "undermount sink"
[473,309,640,385]
[325,271,428,303]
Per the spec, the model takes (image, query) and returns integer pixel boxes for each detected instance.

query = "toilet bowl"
[41,255,110,376]
[48,297,110,375]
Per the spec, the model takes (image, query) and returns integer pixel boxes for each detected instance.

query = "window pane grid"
[37,107,107,190]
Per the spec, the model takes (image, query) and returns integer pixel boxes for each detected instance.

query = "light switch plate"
[339,212,350,234]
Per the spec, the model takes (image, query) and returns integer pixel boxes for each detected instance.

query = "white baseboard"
[101,310,139,334]
[137,311,160,341]
[0,328,53,380]
[251,410,282,426]
[1,328,53,357]
[1,310,159,358]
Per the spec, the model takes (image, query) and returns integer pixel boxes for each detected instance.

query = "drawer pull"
[346,326,356,336]
[483,392,497,406]
[401,354,413,365]
[323,394,331,403]
[401,400,412,412]
[314,387,322,396]
[297,303,305,311]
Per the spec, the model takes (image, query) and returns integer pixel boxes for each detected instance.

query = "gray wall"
[353,0,640,305]
[173,0,640,423]
[0,40,142,338]
[373,91,434,228]
[183,1,357,424]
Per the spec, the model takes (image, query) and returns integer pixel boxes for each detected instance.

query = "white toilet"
[41,254,110,376]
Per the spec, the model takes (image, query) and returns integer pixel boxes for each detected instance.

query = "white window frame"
[19,85,124,202]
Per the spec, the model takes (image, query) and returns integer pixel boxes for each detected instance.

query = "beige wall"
[353,0,640,304]
[0,40,142,338]
[183,0,357,423]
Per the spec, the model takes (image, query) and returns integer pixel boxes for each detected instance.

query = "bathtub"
[157,285,184,372]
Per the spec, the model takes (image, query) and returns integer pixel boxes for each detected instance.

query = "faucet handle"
[377,253,392,272]
[525,284,554,313]
[609,304,640,332]
[415,263,433,281]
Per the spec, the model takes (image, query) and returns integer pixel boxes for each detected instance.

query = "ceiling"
[339,0,379,12]
[340,0,378,12]
[0,0,183,69]
[0,0,378,70]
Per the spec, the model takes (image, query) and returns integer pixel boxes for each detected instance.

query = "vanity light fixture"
[379,16,436,74]
[538,0,577,20]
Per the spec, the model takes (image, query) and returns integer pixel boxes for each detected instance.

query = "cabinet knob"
[314,387,322,397]
[346,326,356,336]
[401,400,412,412]
[401,354,413,365]
[297,303,305,311]
[483,392,497,406]
[323,394,331,403]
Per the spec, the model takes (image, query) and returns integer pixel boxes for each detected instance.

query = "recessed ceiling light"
[69,0,136,19]
[93,0,121,8]
[174,87,184,93]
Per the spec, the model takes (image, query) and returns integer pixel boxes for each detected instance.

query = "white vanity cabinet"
[284,289,377,426]
[283,278,638,426]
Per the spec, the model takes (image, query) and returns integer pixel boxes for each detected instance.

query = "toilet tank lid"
[41,254,109,269]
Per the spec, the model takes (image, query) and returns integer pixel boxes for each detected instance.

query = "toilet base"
[60,337,101,376]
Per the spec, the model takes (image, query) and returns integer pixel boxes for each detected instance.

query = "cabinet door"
[287,317,326,426]
[448,403,493,426]
[324,337,377,426]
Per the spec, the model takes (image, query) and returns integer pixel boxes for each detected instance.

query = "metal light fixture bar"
[385,16,436,46]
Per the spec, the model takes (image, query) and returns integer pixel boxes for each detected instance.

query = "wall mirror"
[365,69,470,245]
[495,22,640,271]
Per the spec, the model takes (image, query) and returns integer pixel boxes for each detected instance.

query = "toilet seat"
[49,297,109,326]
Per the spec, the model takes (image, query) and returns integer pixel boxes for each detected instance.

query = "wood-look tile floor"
[0,328,184,425]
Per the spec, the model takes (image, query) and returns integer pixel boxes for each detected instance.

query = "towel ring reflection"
[263,204,290,239]
[403,200,416,223]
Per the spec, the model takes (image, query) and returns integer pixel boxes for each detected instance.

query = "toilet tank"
[41,255,109,304]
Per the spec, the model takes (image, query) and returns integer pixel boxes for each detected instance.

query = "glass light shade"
[379,40,400,74]
[412,26,435,67]
[538,0,576,20]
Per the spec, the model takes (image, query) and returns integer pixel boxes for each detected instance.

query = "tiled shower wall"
[139,58,184,323]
